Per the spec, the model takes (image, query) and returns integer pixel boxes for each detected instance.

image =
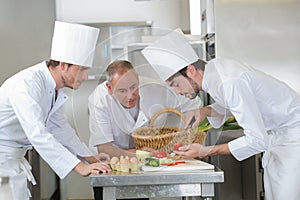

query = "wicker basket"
[132,108,206,153]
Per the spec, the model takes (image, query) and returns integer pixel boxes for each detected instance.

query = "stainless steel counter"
[90,167,224,200]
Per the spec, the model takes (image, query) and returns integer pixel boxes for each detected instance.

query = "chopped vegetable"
[145,157,160,167]
[161,161,186,166]
[136,150,150,162]
[159,158,173,165]
[154,152,167,158]
[173,142,183,151]
[196,118,212,132]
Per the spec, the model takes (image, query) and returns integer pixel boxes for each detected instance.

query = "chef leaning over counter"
[141,29,300,200]
[88,60,203,158]
[0,21,111,200]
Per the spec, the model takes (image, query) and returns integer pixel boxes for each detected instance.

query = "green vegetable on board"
[145,157,160,167]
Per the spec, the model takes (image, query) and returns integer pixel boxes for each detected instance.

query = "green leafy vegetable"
[196,116,242,132]
[145,157,160,167]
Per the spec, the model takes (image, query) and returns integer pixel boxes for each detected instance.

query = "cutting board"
[142,159,214,172]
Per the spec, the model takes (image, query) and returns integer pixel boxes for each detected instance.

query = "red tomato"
[154,152,167,158]
[173,142,183,151]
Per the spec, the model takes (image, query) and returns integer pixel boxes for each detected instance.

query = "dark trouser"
[93,187,149,200]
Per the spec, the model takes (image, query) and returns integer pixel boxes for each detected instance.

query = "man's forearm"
[203,106,224,118]
[201,106,212,117]
[205,143,231,157]
[97,143,135,157]
[84,156,100,164]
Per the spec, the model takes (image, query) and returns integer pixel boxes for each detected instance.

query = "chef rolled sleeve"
[228,135,267,161]
[207,104,232,128]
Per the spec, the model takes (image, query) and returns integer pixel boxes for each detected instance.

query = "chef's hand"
[140,147,157,153]
[184,108,205,129]
[74,162,111,177]
[84,154,110,164]
[185,107,214,128]
[173,143,211,159]
[95,153,110,162]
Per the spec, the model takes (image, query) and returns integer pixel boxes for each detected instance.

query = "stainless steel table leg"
[103,186,116,200]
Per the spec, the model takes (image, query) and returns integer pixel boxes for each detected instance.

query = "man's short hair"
[46,59,59,68]
[105,60,137,83]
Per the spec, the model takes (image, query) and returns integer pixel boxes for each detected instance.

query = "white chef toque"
[141,28,199,81]
[50,21,99,68]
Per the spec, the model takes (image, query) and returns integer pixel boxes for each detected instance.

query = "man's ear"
[186,64,196,78]
[59,62,68,72]
[106,82,113,95]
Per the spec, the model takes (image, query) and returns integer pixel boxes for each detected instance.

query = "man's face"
[62,64,89,89]
[166,75,200,99]
[108,70,139,108]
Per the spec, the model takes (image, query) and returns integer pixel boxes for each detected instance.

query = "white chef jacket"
[89,77,203,149]
[203,58,300,199]
[0,62,92,179]
[202,58,300,161]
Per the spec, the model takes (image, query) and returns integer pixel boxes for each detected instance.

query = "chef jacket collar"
[202,70,209,93]
[43,61,57,92]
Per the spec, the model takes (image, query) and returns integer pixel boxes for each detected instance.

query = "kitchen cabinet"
[206,130,264,200]
[84,21,153,81]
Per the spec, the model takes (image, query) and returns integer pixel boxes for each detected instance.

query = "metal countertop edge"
[90,168,224,187]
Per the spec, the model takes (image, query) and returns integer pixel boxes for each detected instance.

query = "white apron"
[262,127,300,200]
[0,145,36,200]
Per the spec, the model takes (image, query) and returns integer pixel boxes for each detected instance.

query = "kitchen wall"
[55,0,190,32]
[215,0,300,94]
[0,0,55,84]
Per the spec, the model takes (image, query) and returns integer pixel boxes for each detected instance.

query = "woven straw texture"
[132,108,206,153]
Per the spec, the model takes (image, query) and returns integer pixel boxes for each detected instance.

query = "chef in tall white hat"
[142,28,300,200]
[0,21,111,200]
[141,28,199,81]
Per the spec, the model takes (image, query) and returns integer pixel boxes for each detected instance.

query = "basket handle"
[149,108,185,127]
